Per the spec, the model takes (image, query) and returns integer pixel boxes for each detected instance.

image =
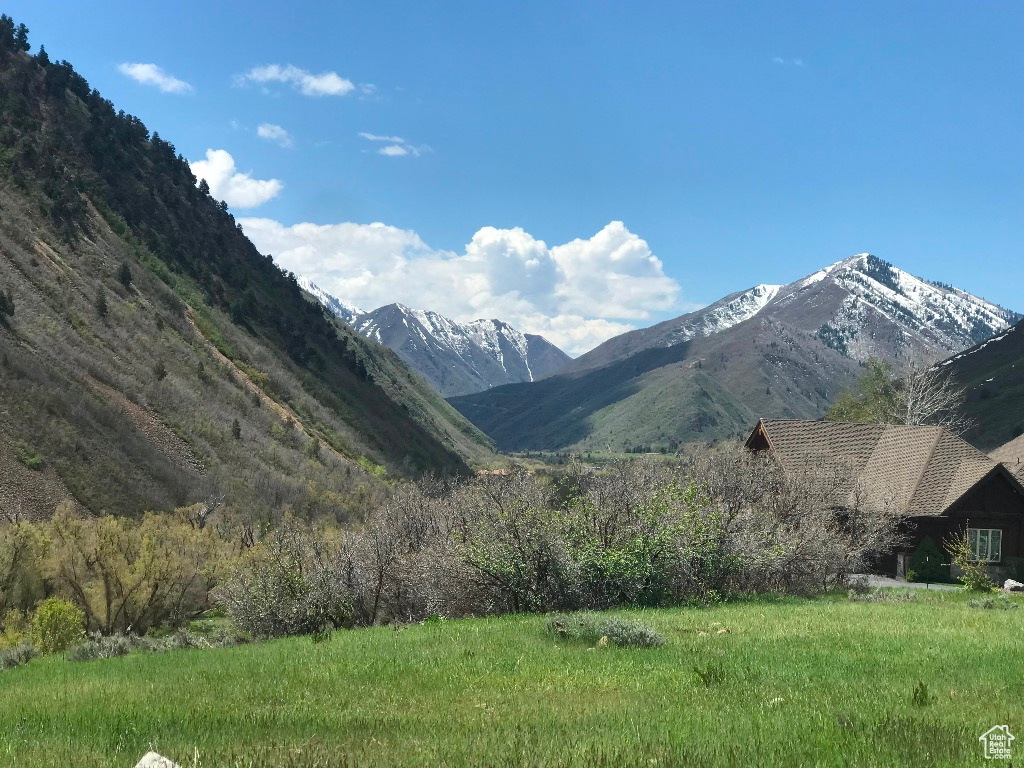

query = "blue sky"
[8,1,1023,354]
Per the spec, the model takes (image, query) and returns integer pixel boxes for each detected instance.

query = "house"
[990,434,1024,481]
[745,419,1024,578]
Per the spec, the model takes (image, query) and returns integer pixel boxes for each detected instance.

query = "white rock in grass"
[1004,579,1024,592]
[135,752,180,768]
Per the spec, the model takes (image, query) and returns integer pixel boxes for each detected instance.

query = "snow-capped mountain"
[301,282,571,397]
[565,253,1017,374]
[298,277,363,325]
[772,253,1017,361]
[450,253,1020,453]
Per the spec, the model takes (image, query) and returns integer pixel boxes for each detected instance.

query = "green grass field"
[2,592,1022,767]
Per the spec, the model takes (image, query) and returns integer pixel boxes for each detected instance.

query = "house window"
[967,528,1002,563]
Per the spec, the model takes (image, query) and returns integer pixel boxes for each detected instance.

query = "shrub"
[117,261,132,288]
[68,627,241,662]
[11,439,44,470]
[32,597,84,654]
[215,519,350,638]
[0,609,30,650]
[846,574,871,595]
[68,633,136,662]
[848,589,917,604]
[967,595,1018,611]
[907,537,948,583]
[0,522,50,615]
[0,643,36,669]
[945,530,996,592]
[546,613,665,648]
[48,508,223,634]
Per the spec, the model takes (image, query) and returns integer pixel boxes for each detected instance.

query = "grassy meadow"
[2,591,1022,767]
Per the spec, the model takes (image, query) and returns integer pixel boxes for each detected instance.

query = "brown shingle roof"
[991,434,1024,480]
[748,419,1006,516]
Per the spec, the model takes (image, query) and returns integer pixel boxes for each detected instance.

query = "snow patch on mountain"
[664,283,782,346]
[941,322,1019,366]
[298,277,363,324]
[301,280,570,396]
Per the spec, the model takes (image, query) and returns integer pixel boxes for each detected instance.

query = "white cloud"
[239,64,355,96]
[358,132,426,158]
[257,123,293,148]
[358,132,405,143]
[118,63,192,94]
[239,218,681,355]
[189,149,283,208]
[772,57,785,65]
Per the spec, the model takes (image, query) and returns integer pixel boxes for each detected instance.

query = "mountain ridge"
[941,319,1024,450]
[0,28,492,520]
[450,253,1018,452]
[301,280,571,397]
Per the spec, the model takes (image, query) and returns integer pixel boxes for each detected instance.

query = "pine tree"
[0,289,14,318]
[117,261,132,288]
[231,419,241,440]
[94,290,108,318]
[13,22,28,52]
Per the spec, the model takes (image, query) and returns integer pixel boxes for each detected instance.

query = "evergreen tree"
[13,21,28,52]
[907,537,949,583]
[94,290,108,318]
[117,261,132,288]
[231,419,241,440]
[0,289,14,318]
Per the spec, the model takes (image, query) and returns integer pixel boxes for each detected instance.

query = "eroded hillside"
[0,34,492,519]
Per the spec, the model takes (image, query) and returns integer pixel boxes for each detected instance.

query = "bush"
[0,609,31,650]
[11,439,44,470]
[215,519,350,638]
[32,597,84,654]
[967,595,1018,611]
[68,633,137,661]
[907,537,949,583]
[0,522,51,615]
[848,588,917,603]
[48,508,223,634]
[0,643,36,669]
[846,574,871,595]
[69,627,242,662]
[946,530,996,592]
[546,613,665,648]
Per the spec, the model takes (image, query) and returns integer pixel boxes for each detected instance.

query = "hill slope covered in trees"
[0,18,492,519]
[942,319,1024,450]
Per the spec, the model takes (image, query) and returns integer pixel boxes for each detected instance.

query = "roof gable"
[748,419,1020,516]
[990,433,1024,480]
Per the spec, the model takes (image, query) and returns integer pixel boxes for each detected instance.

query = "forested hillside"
[943,320,1024,450]
[0,18,492,519]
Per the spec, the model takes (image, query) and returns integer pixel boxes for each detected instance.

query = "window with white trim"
[967,528,1002,563]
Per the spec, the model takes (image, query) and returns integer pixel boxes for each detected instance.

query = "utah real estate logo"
[979,725,1014,760]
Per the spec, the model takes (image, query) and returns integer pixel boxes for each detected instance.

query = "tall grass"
[1,591,1021,767]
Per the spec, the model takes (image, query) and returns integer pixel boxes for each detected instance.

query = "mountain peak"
[304,285,571,397]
